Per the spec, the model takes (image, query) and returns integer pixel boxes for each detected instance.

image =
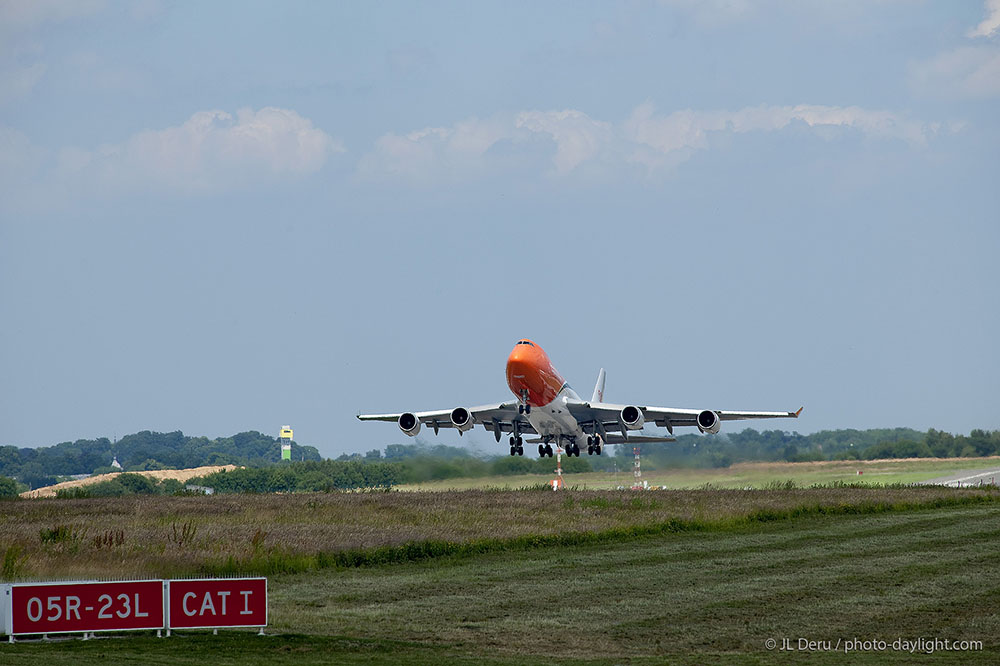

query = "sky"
[1,1,998,458]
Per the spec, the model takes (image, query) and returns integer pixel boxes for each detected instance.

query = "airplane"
[358,339,802,458]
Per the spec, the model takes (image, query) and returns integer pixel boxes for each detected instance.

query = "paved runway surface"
[922,467,1000,487]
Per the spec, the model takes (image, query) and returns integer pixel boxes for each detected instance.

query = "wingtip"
[793,406,803,418]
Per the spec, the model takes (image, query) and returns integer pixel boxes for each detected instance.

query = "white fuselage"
[526,385,587,444]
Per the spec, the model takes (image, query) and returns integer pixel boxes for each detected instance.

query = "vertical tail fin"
[591,368,606,403]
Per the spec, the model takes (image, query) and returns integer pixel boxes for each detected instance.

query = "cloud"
[514,110,616,173]
[360,103,935,182]
[626,103,931,162]
[910,45,1000,99]
[909,1,1000,100]
[57,107,344,195]
[357,116,514,181]
[969,0,1000,38]
[357,111,618,181]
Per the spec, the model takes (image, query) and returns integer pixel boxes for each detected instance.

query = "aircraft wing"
[566,401,802,435]
[358,402,537,440]
[525,434,675,444]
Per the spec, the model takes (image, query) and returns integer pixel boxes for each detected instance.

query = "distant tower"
[111,435,121,470]
[279,426,293,461]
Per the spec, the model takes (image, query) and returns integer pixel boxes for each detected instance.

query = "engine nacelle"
[397,412,421,437]
[697,410,721,435]
[620,405,645,430]
[450,407,474,432]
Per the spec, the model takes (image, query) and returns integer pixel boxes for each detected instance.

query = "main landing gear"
[509,436,524,456]
[537,443,554,457]
[586,436,603,456]
[561,441,581,457]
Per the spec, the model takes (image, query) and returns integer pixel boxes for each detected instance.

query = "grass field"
[3,470,999,663]
[396,456,1000,491]
[3,496,997,664]
[2,485,997,579]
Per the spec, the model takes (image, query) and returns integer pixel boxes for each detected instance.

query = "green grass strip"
[201,491,1000,577]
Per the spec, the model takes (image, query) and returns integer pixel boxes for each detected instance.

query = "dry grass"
[20,465,239,498]
[1,486,997,580]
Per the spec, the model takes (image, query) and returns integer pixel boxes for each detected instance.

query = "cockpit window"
[517,340,535,347]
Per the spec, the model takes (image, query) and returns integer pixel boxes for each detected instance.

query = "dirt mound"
[20,465,238,498]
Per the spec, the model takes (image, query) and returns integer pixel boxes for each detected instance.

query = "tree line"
[610,427,1000,470]
[3,427,998,496]
[0,430,321,489]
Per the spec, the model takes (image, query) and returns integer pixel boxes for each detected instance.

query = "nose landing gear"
[517,389,531,415]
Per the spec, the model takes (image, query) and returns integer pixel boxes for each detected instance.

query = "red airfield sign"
[9,580,164,635]
[167,578,267,629]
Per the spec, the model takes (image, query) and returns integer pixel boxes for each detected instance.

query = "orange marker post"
[551,446,565,490]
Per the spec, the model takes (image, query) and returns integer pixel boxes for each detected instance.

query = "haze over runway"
[1,2,998,457]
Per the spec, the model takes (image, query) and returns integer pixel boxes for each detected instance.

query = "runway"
[922,467,1000,487]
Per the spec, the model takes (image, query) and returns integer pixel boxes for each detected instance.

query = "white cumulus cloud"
[911,1,1000,99]
[358,110,618,180]
[625,102,931,165]
[58,107,344,195]
[358,117,511,181]
[514,110,615,173]
[910,45,1000,99]
[360,103,934,182]
[969,0,1000,38]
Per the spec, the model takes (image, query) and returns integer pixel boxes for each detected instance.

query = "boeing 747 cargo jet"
[359,339,802,458]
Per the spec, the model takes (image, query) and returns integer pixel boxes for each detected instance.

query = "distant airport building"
[111,456,122,470]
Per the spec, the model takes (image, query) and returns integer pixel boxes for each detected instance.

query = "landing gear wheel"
[517,446,524,456]
[587,445,594,455]
[545,444,553,457]
[573,443,581,457]
[595,445,602,455]
[525,404,531,415]
[518,404,524,415]
[509,436,515,446]
[538,444,545,457]
[509,446,515,456]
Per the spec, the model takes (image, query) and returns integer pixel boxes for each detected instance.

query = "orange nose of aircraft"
[505,339,565,407]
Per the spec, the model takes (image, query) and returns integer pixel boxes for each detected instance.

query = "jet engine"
[450,407,474,432]
[620,405,645,430]
[697,410,721,434]
[398,412,421,436]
